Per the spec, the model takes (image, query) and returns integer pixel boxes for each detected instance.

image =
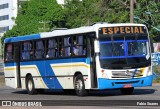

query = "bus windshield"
[99,34,150,69]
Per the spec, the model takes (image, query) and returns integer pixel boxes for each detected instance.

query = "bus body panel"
[4,63,17,88]
[20,64,48,89]
[98,75,152,90]
[4,58,91,90]
[98,67,152,79]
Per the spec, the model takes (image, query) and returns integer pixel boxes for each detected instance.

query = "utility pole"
[130,0,134,23]
[39,21,50,32]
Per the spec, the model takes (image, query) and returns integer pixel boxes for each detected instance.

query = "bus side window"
[59,38,65,57]
[83,47,86,55]
[22,41,32,60]
[78,35,83,55]
[72,34,86,56]
[46,39,57,58]
[35,40,44,59]
[72,35,79,56]
[82,35,87,55]
[5,43,13,61]
[64,37,71,56]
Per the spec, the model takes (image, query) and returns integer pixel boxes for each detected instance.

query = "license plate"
[123,84,132,88]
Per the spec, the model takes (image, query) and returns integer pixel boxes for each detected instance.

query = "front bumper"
[98,75,153,90]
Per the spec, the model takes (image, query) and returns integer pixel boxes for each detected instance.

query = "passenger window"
[46,39,57,58]
[64,37,71,56]
[21,41,33,60]
[58,36,71,57]
[59,38,65,57]
[5,43,14,61]
[35,40,44,59]
[72,34,86,56]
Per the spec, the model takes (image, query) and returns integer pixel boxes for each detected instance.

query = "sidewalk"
[0,57,4,73]
[152,83,160,86]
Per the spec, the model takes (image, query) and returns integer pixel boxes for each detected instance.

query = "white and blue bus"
[4,23,152,96]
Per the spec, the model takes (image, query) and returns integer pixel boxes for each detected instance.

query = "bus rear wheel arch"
[74,74,88,96]
[26,75,37,95]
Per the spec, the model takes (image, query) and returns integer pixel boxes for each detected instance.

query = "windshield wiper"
[111,35,118,56]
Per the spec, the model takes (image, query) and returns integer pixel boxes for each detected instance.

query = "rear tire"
[74,74,88,96]
[120,87,134,95]
[26,75,37,95]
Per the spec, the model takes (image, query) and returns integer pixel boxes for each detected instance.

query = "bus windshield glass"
[98,26,151,69]
[100,40,147,57]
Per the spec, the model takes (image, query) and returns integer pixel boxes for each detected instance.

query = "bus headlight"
[134,70,143,77]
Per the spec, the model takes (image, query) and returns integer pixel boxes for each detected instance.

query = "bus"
[4,23,152,96]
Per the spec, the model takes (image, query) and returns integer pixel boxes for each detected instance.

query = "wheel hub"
[28,80,33,91]
[75,79,83,91]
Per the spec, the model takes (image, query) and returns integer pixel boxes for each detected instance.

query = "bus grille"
[111,71,135,78]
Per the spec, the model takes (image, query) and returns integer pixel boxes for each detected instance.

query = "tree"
[64,0,159,42]
[134,0,160,42]
[2,0,159,43]
[2,0,65,44]
[64,0,131,28]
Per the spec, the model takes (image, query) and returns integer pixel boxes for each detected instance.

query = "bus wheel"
[74,74,88,96]
[120,87,134,95]
[26,75,37,95]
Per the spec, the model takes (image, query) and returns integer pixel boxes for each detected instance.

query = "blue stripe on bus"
[4,58,91,67]
[100,55,146,59]
[100,40,148,44]
[98,75,152,90]
[4,58,90,89]
[4,34,40,43]
[4,62,16,66]
[20,60,62,89]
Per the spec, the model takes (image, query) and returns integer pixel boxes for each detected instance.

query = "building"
[0,0,65,37]
[0,0,18,37]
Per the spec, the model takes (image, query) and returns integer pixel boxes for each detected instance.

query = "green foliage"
[64,0,131,28]
[152,66,160,83]
[1,0,65,44]
[64,0,159,41]
[2,0,160,44]
[134,0,160,42]
[153,78,160,83]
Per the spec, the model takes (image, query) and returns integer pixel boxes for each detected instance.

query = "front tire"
[26,75,37,95]
[120,87,134,95]
[74,74,88,96]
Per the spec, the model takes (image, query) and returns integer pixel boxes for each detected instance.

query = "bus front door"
[88,37,97,88]
[14,43,21,88]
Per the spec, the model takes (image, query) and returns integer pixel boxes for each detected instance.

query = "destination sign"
[99,26,147,35]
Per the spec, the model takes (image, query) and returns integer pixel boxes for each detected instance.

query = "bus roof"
[4,23,146,43]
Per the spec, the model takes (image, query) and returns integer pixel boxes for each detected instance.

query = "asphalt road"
[0,84,159,108]
[0,85,160,100]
